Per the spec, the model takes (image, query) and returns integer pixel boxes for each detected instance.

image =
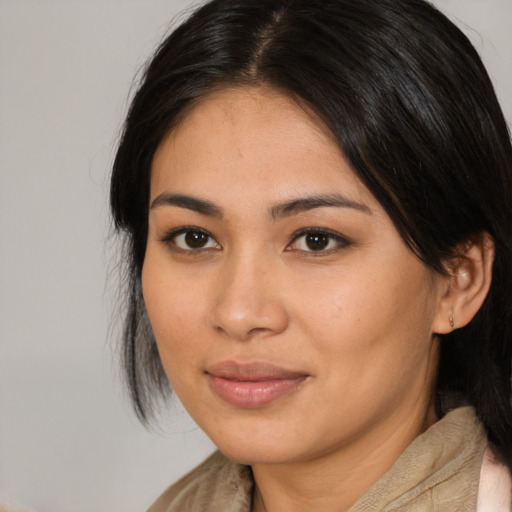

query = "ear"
[433,232,494,334]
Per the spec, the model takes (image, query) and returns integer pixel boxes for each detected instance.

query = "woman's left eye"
[287,230,350,253]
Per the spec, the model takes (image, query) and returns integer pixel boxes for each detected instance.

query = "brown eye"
[169,229,221,251]
[184,231,210,248]
[288,229,350,253]
[305,233,330,251]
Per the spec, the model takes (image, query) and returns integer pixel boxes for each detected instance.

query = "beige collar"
[149,407,495,512]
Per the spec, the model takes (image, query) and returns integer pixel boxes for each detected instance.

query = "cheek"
[290,260,438,372]
[289,265,386,346]
[141,253,207,375]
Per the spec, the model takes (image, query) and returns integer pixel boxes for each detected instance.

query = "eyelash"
[159,227,351,255]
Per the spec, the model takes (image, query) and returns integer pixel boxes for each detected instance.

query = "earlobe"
[433,232,494,334]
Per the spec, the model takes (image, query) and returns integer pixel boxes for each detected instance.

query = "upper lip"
[206,360,309,381]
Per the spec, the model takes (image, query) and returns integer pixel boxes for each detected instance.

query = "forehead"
[174,86,335,143]
[150,86,371,209]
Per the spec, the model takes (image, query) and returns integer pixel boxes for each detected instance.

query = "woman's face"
[143,87,445,466]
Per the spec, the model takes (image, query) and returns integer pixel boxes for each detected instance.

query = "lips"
[206,361,309,408]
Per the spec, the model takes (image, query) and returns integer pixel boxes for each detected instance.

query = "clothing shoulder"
[351,406,487,511]
[147,451,253,512]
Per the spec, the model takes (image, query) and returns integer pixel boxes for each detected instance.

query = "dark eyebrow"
[150,193,223,218]
[270,194,372,220]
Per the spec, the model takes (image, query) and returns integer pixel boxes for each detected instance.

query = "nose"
[208,252,289,341]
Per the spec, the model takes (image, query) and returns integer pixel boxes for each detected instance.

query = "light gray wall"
[0,1,510,511]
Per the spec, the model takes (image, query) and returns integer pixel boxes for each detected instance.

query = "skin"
[142,87,451,511]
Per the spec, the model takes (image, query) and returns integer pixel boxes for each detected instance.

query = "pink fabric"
[477,447,512,512]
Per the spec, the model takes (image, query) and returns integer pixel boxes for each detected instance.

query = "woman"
[110,0,512,510]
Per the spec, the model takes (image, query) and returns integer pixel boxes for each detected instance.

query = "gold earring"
[449,316,455,328]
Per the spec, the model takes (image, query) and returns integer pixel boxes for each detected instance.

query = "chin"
[202,419,311,466]
[216,443,293,466]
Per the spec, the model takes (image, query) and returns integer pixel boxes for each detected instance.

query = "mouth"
[206,361,309,408]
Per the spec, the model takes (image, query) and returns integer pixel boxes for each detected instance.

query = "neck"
[251,401,438,512]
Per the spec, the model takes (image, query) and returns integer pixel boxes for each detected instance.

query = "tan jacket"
[148,407,511,511]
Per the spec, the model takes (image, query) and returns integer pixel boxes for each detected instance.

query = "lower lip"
[208,375,307,408]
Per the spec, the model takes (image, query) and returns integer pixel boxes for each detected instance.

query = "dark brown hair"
[111,0,512,468]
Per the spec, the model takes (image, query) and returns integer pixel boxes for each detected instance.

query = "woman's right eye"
[162,228,221,251]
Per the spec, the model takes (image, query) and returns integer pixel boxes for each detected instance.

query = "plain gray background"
[0,1,510,511]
